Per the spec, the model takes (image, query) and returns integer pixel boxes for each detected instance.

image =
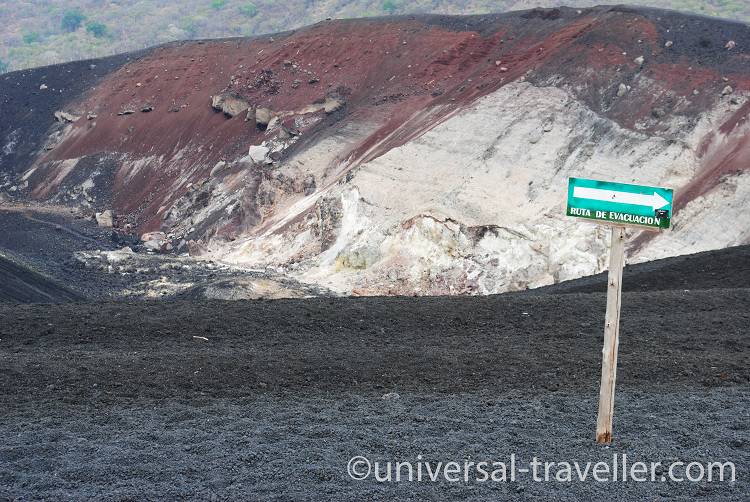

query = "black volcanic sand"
[535,244,750,294]
[0,254,81,303]
[1,287,748,500]
[0,209,120,300]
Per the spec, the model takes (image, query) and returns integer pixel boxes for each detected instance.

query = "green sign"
[567,178,673,229]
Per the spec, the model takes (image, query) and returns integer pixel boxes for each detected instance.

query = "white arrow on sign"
[573,186,670,210]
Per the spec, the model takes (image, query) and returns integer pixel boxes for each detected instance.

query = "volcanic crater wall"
[2,6,750,295]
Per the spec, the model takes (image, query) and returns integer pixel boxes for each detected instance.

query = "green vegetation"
[61,9,86,32]
[0,59,8,74]
[22,32,41,45]
[86,21,108,38]
[1,0,749,73]
[239,2,258,17]
[181,17,202,38]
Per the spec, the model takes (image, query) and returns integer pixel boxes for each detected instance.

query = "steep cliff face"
[2,6,750,295]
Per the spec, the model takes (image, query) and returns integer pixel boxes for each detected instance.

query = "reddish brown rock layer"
[3,6,750,236]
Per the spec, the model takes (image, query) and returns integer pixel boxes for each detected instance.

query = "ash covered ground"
[0,248,748,500]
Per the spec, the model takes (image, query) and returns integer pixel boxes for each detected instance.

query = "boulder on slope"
[324,97,345,114]
[255,107,274,128]
[246,144,271,164]
[95,210,114,228]
[140,232,171,253]
[54,111,80,123]
[211,92,250,117]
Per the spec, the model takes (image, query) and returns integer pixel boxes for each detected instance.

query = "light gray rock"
[255,107,273,128]
[210,161,227,177]
[211,92,249,117]
[142,240,163,252]
[95,210,114,228]
[246,145,270,164]
[141,232,172,253]
[324,97,344,114]
[141,231,167,243]
[54,111,80,123]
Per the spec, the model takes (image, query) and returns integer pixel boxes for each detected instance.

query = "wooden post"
[596,225,626,444]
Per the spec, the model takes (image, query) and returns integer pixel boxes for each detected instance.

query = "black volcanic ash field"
[0,254,748,500]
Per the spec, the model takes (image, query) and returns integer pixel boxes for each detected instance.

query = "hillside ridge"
[2,5,749,297]
[2,0,750,72]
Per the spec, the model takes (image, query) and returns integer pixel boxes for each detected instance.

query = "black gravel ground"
[0,209,120,300]
[1,283,748,500]
[536,244,750,294]
[0,254,81,303]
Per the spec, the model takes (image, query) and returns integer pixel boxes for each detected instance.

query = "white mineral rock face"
[208,82,746,295]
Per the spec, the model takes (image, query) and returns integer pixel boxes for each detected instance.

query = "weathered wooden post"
[565,177,673,444]
[595,225,625,444]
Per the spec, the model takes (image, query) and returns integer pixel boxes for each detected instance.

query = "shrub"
[86,21,108,38]
[62,9,86,32]
[22,32,41,44]
[211,0,227,10]
[0,60,8,73]
[239,2,258,17]
[382,0,397,14]
[181,17,201,38]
